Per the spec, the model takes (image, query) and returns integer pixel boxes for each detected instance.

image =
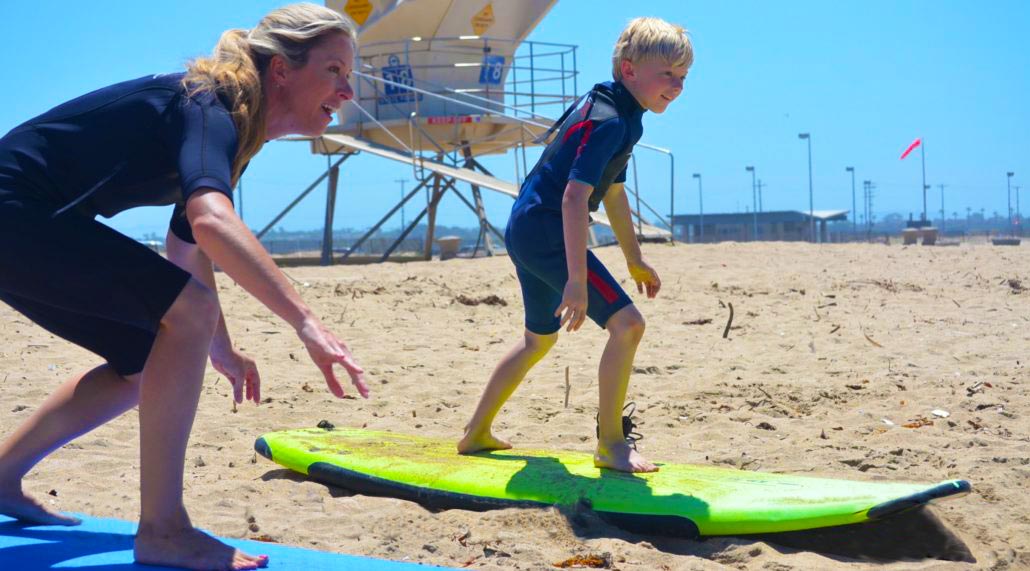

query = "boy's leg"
[458,329,558,454]
[459,260,560,454]
[595,304,656,473]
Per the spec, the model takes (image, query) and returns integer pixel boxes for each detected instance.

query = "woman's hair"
[183,3,357,184]
[612,17,693,81]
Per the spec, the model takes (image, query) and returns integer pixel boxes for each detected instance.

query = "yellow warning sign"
[344,0,373,26]
[471,3,495,36]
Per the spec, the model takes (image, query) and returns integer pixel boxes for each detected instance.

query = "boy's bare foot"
[0,489,81,526]
[135,524,268,570]
[594,441,658,473]
[457,429,512,454]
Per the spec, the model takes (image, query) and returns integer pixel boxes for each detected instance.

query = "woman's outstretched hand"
[298,318,368,399]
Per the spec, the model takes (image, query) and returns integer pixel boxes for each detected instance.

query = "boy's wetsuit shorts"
[506,203,632,335]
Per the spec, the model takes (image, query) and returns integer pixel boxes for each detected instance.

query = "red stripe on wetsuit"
[587,270,619,303]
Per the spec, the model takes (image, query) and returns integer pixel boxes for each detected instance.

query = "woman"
[0,4,362,569]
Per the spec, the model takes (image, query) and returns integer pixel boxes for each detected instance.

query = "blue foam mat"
[0,514,453,570]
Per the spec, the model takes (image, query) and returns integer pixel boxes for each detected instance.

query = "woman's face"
[275,32,355,137]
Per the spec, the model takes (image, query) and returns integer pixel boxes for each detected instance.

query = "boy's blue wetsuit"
[506,81,645,334]
[0,73,238,375]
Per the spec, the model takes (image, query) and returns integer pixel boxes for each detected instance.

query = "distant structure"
[257,0,672,264]
[671,210,849,243]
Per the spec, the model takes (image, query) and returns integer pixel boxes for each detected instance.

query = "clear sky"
[2,1,1027,238]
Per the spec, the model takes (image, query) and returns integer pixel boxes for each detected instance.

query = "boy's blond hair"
[612,17,693,81]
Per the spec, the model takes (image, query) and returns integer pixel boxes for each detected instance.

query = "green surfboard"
[254,427,969,537]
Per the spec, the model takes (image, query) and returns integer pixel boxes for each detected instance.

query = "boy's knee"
[161,279,219,333]
[524,330,558,355]
[608,307,645,341]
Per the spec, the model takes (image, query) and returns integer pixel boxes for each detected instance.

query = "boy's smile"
[620,59,688,114]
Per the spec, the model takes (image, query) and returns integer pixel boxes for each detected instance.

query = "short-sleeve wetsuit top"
[0,72,238,243]
[513,80,645,216]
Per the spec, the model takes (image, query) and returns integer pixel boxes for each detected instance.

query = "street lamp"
[845,167,856,237]
[798,133,814,242]
[692,173,704,242]
[746,166,757,240]
[1007,172,1015,235]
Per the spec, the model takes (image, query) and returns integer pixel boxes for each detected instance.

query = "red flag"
[899,138,921,160]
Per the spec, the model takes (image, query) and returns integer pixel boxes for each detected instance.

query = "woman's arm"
[164,228,232,356]
[185,188,367,398]
[165,228,262,403]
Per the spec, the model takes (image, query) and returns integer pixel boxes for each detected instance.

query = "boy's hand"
[628,259,661,299]
[556,280,589,332]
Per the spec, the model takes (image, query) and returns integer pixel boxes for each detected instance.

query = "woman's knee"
[160,278,219,333]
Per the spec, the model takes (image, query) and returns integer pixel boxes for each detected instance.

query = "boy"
[458,18,692,473]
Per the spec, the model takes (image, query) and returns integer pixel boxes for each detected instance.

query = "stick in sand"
[564,366,571,408]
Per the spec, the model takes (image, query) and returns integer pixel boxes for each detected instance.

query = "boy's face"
[621,59,688,114]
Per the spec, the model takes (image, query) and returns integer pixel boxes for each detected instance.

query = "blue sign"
[380,55,421,104]
[479,55,505,85]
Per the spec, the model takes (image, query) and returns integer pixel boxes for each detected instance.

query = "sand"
[2,241,1028,570]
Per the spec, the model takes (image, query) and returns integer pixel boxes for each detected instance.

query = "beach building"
[670,210,849,243]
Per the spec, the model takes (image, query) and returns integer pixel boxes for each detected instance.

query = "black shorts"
[0,193,192,376]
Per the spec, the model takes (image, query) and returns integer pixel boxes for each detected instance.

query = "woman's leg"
[132,279,267,570]
[0,365,141,525]
[458,329,558,454]
[594,304,656,473]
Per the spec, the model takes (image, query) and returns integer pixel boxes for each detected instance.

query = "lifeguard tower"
[258,0,673,264]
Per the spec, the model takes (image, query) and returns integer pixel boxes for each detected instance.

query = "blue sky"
[2,1,1027,238]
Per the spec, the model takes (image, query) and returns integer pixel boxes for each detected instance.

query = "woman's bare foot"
[0,488,81,526]
[135,523,268,570]
[594,440,658,473]
[457,427,512,454]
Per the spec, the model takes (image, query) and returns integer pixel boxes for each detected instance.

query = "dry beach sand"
[2,240,1028,570]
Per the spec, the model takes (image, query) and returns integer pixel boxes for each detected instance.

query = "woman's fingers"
[232,373,244,403]
[318,361,347,398]
[249,366,262,404]
[336,352,369,398]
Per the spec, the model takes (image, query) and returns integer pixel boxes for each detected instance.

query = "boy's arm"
[601,182,643,264]
[558,180,592,332]
[602,183,662,299]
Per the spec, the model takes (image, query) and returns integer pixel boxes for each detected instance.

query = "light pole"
[798,133,814,242]
[845,167,856,237]
[1007,172,1015,235]
[939,184,947,233]
[920,143,928,222]
[692,173,704,242]
[395,178,408,229]
[746,166,757,240]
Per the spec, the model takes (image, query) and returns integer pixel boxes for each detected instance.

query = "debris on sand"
[553,552,612,568]
[454,294,507,306]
